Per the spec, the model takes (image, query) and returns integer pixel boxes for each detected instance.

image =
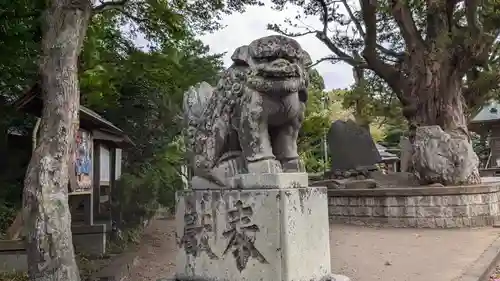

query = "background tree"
[84,35,224,223]
[22,1,92,279]
[299,69,331,173]
[268,0,500,185]
[0,0,43,233]
[341,68,404,137]
[464,41,500,116]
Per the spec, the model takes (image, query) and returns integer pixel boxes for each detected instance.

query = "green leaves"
[0,0,41,94]
[0,0,235,219]
[298,70,333,173]
[116,0,187,43]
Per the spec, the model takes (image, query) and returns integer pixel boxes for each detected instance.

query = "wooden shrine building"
[376,144,400,173]
[470,101,500,176]
[7,83,133,258]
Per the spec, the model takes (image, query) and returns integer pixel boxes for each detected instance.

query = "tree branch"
[454,31,498,76]
[267,24,317,37]
[489,42,500,66]
[315,32,363,66]
[317,0,329,35]
[341,0,403,59]
[463,71,500,111]
[390,0,424,50]
[341,0,365,37]
[313,0,362,67]
[425,1,455,42]
[452,1,496,75]
[361,0,408,104]
[93,0,129,13]
[117,8,149,23]
[308,55,367,68]
[465,0,479,33]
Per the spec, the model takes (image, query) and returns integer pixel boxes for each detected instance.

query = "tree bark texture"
[22,0,91,280]
[308,0,496,185]
[356,0,486,185]
[400,53,481,185]
[351,66,371,131]
[402,52,468,133]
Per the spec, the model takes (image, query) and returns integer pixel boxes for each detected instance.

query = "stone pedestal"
[174,173,350,281]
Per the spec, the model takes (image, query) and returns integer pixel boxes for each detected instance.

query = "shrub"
[111,137,184,233]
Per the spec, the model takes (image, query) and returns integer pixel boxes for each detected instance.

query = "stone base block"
[175,179,332,281]
[72,224,107,256]
[0,240,26,272]
[159,274,351,281]
[0,251,26,272]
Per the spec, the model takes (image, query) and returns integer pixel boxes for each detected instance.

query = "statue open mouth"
[248,59,305,94]
[247,75,304,95]
[254,59,300,79]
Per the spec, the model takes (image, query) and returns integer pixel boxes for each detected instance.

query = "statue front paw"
[247,159,282,174]
[281,158,305,173]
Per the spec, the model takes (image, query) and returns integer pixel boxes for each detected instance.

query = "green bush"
[382,127,405,148]
[0,182,23,235]
[111,137,184,232]
[0,200,17,236]
[471,132,490,168]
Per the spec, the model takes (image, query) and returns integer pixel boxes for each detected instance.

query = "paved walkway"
[331,224,499,281]
[128,217,500,281]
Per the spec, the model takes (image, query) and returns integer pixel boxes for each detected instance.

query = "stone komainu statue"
[183,35,312,186]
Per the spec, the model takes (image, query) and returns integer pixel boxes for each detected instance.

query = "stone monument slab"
[399,136,412,173]
[327,120,381,177]
[175,173,334,281]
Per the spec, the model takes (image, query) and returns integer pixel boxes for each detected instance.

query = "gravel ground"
[128,217,499,281]
[128,217,176,280]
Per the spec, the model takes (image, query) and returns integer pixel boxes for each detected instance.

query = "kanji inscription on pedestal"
[222,200,268,271]
[179,201,218,259]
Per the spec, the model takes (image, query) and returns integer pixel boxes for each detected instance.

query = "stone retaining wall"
[0,224,108,272]
[327,184,500,228]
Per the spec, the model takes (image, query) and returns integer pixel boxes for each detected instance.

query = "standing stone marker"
[171,35,350,281]
[399,136,412,172]
[327,119,381,178]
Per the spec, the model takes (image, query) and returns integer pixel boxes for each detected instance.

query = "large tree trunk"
[353,108,370,132]
[350,0,490,186]
[352,66,371,132]
[404,65,481,185]
[22,0,91,280]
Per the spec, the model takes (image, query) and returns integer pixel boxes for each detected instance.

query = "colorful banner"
[75,130,92,191]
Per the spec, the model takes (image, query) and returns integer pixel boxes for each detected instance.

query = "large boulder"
[412,126,480,185]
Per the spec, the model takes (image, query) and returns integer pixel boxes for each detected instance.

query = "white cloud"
[198,5,354,91]
[128,3,355,90]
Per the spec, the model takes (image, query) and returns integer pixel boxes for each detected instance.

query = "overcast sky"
[130,3,355,90]
[198,5,354,91]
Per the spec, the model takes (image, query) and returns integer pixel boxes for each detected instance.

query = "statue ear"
[300,50,312,67]
[231,45,253,66]
[299,89,308,103]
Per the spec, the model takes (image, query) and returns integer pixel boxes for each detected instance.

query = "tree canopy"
[0,0,230,235]
[268,0,500,125]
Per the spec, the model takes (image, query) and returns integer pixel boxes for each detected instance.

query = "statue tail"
[183,81,214,151]
[183,81,214,124]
